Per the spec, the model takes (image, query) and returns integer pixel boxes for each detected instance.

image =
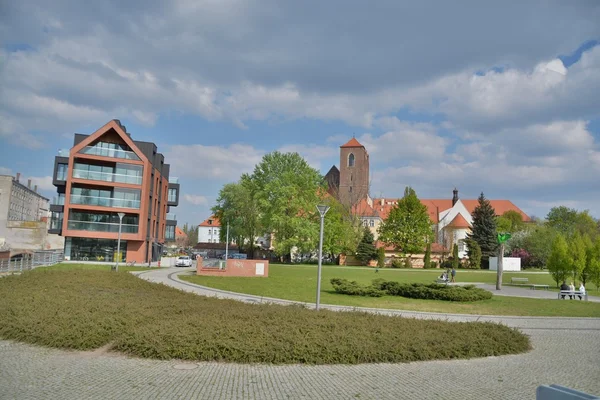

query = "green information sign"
[497,233,512,244]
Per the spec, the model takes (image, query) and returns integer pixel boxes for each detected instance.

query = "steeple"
[452,188,459,206]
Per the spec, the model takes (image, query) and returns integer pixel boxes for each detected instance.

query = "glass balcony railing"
[72,169,142,185]
[169,177,179,184]
[58,149,70,157]
[70,194,141,209]
[52,195,65,206]
[166,213,176,220]
[67,221,139,233]
[80,145,140,160]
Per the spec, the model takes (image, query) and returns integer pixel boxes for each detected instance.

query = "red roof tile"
[175,226,187,238]
[447,213,470,228]
[340,137,364,148]
[199,216,221,227]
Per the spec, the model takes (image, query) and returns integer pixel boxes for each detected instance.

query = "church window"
[369,219,375,227]
[349,186,353,193]
[348,153,355,167]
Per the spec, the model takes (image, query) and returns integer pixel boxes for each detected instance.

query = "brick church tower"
[338,137,369,207]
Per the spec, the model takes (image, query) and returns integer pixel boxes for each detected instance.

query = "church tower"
[339,137,369,208]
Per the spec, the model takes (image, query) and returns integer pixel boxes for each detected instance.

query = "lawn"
[0,268,531,364]
[181,264,600,317]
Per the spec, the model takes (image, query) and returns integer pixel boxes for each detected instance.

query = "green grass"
[43,263,154,273]
[0,268,531,364]
[181,265,600,317]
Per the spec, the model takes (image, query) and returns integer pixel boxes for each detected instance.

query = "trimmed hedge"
[330,278,385,297]
[331,278,493,302]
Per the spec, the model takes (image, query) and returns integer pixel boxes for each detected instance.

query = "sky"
[0,1,599,226]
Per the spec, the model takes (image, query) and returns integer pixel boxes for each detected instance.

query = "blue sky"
[1,1,599,226]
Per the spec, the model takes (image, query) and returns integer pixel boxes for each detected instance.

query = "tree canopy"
[466,192,498,261]
[547,234,571,287]
[496,210,525,233]
[377,186,432,255]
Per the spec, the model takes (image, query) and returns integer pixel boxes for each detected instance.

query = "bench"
[530,284,549,290]
[558,291,588,301]
[511,277,529,284]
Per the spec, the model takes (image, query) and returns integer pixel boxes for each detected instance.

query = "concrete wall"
[197,258,269,277]
[489,257,521,271]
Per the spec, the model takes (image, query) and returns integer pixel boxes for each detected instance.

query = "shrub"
[404,257,412,268]
[465,239,482,269]
[429,261,438,269]
[374,280,492,302]
[452,245,459,269]
[330,278,384,297]
[391,257,403,268]
[440,259,453,270]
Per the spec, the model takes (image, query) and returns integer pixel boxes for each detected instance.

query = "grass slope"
[0,268,530,364]
[181,265,600,317]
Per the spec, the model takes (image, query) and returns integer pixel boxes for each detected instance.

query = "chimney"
[380,198,384,206]
[28,179,32,189]
[452,188,459,206]
[16,172,20,182]
[34,185,38,193]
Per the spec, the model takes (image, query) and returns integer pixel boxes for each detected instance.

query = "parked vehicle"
[175,256,192,267]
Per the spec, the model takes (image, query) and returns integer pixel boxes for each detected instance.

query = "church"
[325,138,531,265]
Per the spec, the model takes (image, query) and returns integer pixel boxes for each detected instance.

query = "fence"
[0,250,65,274]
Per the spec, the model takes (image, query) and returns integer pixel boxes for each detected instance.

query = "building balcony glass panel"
[169,177,179,184]
[52,194,65,206]
[166,213,176,220]
[70,194,141,209]
[80,144,140,161]
[72,169,143,185]
[58,149,70,157]
[67,220,139,233]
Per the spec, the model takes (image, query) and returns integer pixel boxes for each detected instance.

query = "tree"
[465,239,482,269]
[377,247,385,269]
[496,210,525,233]
[377,186,432,257]
[466,192,498,264]
[451,244,459,269]
[547,207,598,239]
[568,233,587,284]
[321,196,361,260]
[547,235,572,287]
[213,176,261,258]
[252,152,323,259]
[356,227,377,265]
[423,242,431,269]
[521,225,559,267]
[588,237,600,291]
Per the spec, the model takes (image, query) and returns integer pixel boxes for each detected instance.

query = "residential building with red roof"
[198,215,222,243]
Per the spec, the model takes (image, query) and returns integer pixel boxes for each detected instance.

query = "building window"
[67,237,128,262]
[165,225,175,240]
[362,219,368,227]
[369,219,375,227]
[56,164,68,181]
[168,188,177,202]
[348,153,355,167]
[458,240,466,253]
[349,186,353,193]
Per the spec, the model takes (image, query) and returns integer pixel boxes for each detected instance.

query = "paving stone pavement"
[1,267,599,400]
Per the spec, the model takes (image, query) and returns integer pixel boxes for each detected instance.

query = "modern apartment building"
[50,120,179,263]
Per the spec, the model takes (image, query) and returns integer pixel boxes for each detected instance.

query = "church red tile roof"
[340,137,364,148]
[360,197,530,223]
[447,213,470,229]
[175,226,187,238]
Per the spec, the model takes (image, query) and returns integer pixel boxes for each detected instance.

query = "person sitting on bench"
[578,283,586,300]
[560,281,570,299]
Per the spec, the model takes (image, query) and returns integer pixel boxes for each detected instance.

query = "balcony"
[169,177,179,184]
[72,169,142,185]
[70,194,141,209]
[67,220,139,233]
[58,149,70,157]
[80,145,140,161]
[52,195,65,206]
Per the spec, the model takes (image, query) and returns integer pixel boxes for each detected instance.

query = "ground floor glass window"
[65,237,128,262]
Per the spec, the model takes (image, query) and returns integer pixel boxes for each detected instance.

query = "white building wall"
[198,226,221,243]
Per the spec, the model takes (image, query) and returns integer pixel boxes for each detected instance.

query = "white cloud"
[0,167,13,175]
[28,176,54,191]
[165,143,264,181]
[183,194,209,206]
[277,143,338,170]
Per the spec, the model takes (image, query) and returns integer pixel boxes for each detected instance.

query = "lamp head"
[316,205,330,217]
[118,212,125,219]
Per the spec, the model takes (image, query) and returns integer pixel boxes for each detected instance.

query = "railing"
[72,169,142,185]
[80,145,140,161]
[169,177,179,184]
[52,195,65,205]
[0,251,64,274]
[58,149,70,157]
[168,194,177,202]
[166,213,177,220]
[70,194,141,209]
[67,221,139,233]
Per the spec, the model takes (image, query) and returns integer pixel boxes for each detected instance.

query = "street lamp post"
[315,204,330,311]
[114,212,125,272]
[224,220,230,265]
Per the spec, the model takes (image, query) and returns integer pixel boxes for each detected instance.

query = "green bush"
[330,278,385,297]
[377,248,385,269]
[391,257,403,268]
[429,261,438,269]
[404,257,412,268]
[334,279,493,302]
